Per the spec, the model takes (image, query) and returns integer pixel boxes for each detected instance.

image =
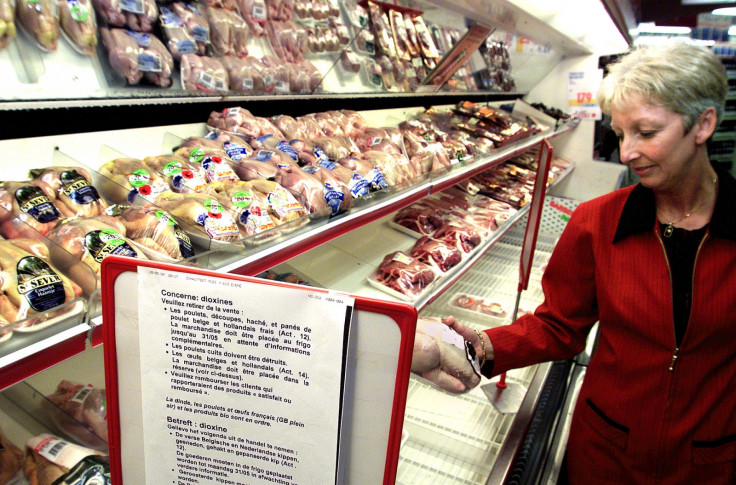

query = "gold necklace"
[658,175,718,238]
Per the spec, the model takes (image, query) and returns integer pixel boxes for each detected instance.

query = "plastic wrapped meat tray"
[367,251,435,302]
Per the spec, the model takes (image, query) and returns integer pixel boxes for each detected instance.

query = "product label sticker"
[254,150,274,162]
[192,25,209,43]
[323,183,345,215]
[267,186,304,216]
[138,54,162,73]
[317,160,336,170]
[313,146,329,163]
[15,186,61,224]
[16,256,66,312]
[242,77,254,91]
[195,202,239,239]
[202,156,237,182]
[162,160,183,177]
[392,252,414,265]
[276,141,299,161]
[67,0,89,22]
[348,173,370,198]
[68,385,93,404]
[367,167,388,190]
[223,141,250,161]
[125,30,151,46]
[175,40,196,55]
[120,0,144,14]
[188,147,205,164]
[230,190,253,209]
[60,170,100,205]
[252,4,267,22]
[241,205,276,234]
[85,229,139,263]
[34,437,70,463]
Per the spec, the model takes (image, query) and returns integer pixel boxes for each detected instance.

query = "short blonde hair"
[598,42,728,131]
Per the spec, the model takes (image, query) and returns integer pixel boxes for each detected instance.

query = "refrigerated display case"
[0,0,630,483]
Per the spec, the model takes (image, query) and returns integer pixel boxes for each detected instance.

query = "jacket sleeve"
[484,202,600,377]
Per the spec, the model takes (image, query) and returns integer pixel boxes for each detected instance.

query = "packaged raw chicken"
[98,157,168,204]
[411,316,481,394]
[46,216,147,294]
[206,6,249,57]
[0,0,17,49]
[220,55,259,93]
[159,6,197,60]
[0,180,65,237]
[154,191,243,242]
[100,28,174,87]
[29,167,109,219]
[171,145,240,184]
[0,238,82,329]
[180,53,228,93]
[247,179,307,226]
[16,0,59,51]
[107,204,195,261]
[274,164,328,213]
[44,380,108,450]
[49,455,110,484]
[143,154,209,193]
[0,430,24,483]
[23,434,105,485]
[202,131,255,162]
[59,0,97,56]
[208,180,280,241]
[92,0,157,32]
[171,2,209,54]
[234,0,266,37]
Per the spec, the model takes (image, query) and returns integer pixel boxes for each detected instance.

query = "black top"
[659,225,708,347]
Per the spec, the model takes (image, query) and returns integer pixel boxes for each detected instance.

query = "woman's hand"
[442,315,493,366]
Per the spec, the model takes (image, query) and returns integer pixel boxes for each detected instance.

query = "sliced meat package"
[59,0,97,56]
[23,434,104,485]
[29,167,109,219]
[98,157,169,204]
[388,9,409,60]
[372,250,434,298]
[392,203,447,236]
[171,2,209,54]
[100,28,174,86]
[159,6,197,60]
[92,0,157,32]
[107,204,195,261]
[0,430,24,483]
[16,0,59,51]
[0,0,17,49]
[153,191,243,242]
[411,316,481,394]
[44,380,108,449]
[46,216,147,294]
[367,1,394,57]
[206,6,249,57]
[180,53,228,93]
[0,180,65,237]
[0,238,82,329]
[432,217,483,254]
[143,154,209,193]
[410,235,462,273]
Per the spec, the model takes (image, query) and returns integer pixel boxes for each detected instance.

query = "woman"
[451,42,736,483]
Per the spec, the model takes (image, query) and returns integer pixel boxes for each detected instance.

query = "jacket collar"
[613,165,736,243]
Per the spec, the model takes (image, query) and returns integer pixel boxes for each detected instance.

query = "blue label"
[317,160,336,170]
[348,173,371,198]
[255,134,274,143]
[323,183,345,215]
[368,168,388,190]
[60,171,100,205]
[15,186,61,224]
[160,6,181,25]
[313,146,329,163]
[192,25,208,42]
[276,141,299,161]
[176,40,196,54]
[301,166,318,174]
[125,30,151,47]
[223,142,249,161]
[253,150,274,162]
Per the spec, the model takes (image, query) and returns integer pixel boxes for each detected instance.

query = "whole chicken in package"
[92,0,157,32]
[16,0,59,51]
[0,0,17,49]
[0,180,65,238]
[143,154,209,193]
[171,2,209,54]
[206,5,249,57]
[29,166,109,219]
[234,0,266,37]
[180,53,228,93]
[100,28,174,86]
[154,191,243,243]
[44,380,108,450]
[220,55,263,93]
[107,203,195,261]
[208,180,282,240]
[98,157,168,203]
[46,215,147,295]
[411,316,481,394]
[23,434,106,485]
[159,6,197,60]
[59,0,97,56]
[171,145,240,184]
[0,238,82,330]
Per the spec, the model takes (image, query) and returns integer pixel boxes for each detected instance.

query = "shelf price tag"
[567,70,603,120]
[136,267,354,485]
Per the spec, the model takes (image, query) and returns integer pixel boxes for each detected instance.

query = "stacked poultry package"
[370,185,517,301]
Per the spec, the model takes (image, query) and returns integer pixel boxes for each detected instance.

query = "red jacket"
[485,169,736,483]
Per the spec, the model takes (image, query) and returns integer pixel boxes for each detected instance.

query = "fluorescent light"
[635,22,692,35]
[713,7,736,15]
